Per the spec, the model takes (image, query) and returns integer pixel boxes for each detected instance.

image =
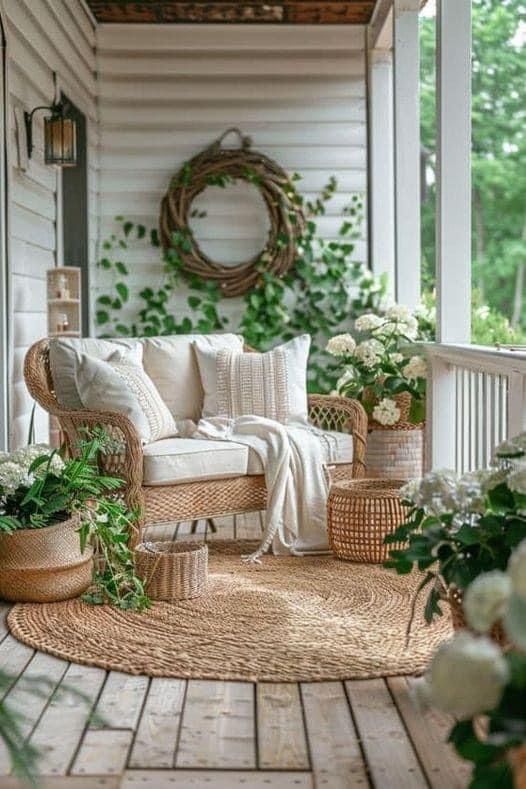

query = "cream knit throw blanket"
[184,416,336,562]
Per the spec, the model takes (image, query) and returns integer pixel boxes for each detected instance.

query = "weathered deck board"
[301,681,370,788]
[176,680,256,769]
[345,678,428,788]
[257,682,310,770]
[89,671,149,730]
[122,771,314,788]
[71,729,133,776]
[388,676,471,789]
[28,663,106,776]
[128,678,186,768]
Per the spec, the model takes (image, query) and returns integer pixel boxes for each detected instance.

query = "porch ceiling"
[85,0,377,24]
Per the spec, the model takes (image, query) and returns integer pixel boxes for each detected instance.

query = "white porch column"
[367,45,395,298]
[436,0,472,342]
[393,0,421,308]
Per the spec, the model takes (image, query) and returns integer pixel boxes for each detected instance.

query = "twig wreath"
[159,127,306,297]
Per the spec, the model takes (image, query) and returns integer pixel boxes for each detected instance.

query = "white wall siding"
[96,24,368,331]
[4,0,96,447]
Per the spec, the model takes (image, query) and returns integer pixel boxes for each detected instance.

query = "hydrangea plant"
[0,431,150,611]
[414,539,526,788]
[326,303,427,425]
[385,432,526,623]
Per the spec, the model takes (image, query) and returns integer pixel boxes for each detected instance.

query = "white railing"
[423,344,526,473]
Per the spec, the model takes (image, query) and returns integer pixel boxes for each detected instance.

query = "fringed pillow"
[193,335,311,424]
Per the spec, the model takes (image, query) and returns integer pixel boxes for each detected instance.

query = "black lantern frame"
[24,100,77,167]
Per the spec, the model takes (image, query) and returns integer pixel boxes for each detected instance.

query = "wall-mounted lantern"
[24,100,77,167]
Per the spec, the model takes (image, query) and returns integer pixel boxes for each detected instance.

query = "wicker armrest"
[308,394,367,477]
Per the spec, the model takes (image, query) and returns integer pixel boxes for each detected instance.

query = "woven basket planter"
[364,391,425,481]
[0,516,93,603]
[327,479,409,563]
[448,588,511,649]
[135,541,208,601]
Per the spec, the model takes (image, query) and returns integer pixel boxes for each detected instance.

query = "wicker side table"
[327,479,409,563]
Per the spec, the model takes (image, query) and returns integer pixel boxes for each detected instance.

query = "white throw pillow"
[193,335,311,424]
[142,333,244,421]
[76,346,177,443]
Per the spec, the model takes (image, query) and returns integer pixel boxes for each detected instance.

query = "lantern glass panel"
[44,116,77,167]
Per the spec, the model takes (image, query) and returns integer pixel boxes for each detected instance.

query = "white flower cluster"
[402,355,427,381]
[462,538,526,651]
[400,469,459,515]
[0,444,63,496]
[354,338,384,369]
[326,333,356,357]
[354,313,384,332]
[376,303,419,340]
[372,397,401,426]
[416,631,510,718]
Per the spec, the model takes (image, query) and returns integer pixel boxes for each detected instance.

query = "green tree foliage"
[420,0,526,333]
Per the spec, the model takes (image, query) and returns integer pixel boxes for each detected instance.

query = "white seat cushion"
[143,430,354,486]
[143,437,249,486]
[246,429,354,474]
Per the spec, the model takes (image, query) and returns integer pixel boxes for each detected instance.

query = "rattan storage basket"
[327,479,409,563]
[135,541,208,601]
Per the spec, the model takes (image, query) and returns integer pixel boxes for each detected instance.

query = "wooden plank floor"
[0,518,470,789]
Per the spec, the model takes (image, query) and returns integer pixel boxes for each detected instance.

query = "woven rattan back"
[24,338,62,415]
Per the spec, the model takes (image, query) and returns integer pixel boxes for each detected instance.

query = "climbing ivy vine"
[95,174,381,392]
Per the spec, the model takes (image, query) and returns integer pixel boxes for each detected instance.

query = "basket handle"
[211,127,252,153]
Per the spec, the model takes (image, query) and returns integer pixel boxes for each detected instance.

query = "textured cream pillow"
[76,346,177,443]
[193,335,311,424]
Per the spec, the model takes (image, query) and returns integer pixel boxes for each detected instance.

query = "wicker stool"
[327,479,409,563]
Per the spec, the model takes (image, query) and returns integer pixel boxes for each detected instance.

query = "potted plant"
[326,303,427,479]
[0,430,149,609]
[413,539,526,788]
[384,432,526,629]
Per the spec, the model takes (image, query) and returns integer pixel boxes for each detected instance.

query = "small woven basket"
[328,479,409,563]
[135,541,208,601]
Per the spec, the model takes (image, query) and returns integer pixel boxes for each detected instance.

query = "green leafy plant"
[0,431,149,611]
[385,433,526,623]
[415,537,526,788]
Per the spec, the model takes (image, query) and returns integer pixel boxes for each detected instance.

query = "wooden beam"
[393,0,420,308]
[436,0,471,342]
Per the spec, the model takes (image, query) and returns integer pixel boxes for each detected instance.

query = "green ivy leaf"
[96,310,109,325]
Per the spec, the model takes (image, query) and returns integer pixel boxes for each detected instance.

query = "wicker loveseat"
[24,336,367,540]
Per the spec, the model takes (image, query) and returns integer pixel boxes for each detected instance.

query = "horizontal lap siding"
[96,23,367,332]
[5,0,96,447]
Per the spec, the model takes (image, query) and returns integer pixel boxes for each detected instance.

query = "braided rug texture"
[8,540,451,682]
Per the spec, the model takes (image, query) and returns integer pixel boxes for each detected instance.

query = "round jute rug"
[7,540,452,682]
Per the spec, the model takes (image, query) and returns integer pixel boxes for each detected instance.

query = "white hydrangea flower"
[463,571,512,633]
[508,539,526,599]
[399,478,420,505]
[478,468,509,492]
[0,461,31,494]
[475,305,490,320]
[427,632,509,717]
[386,303,412,322]
[414,302,436,323]
[390,352,404,365]
[402,355,427,381]
[507,468,526,496]
[454,470,487,515]
[413,469,458,515]
[326,333,356,357]
[354,339,384,369]
[354,313,384,332]
[372,397,401,426]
